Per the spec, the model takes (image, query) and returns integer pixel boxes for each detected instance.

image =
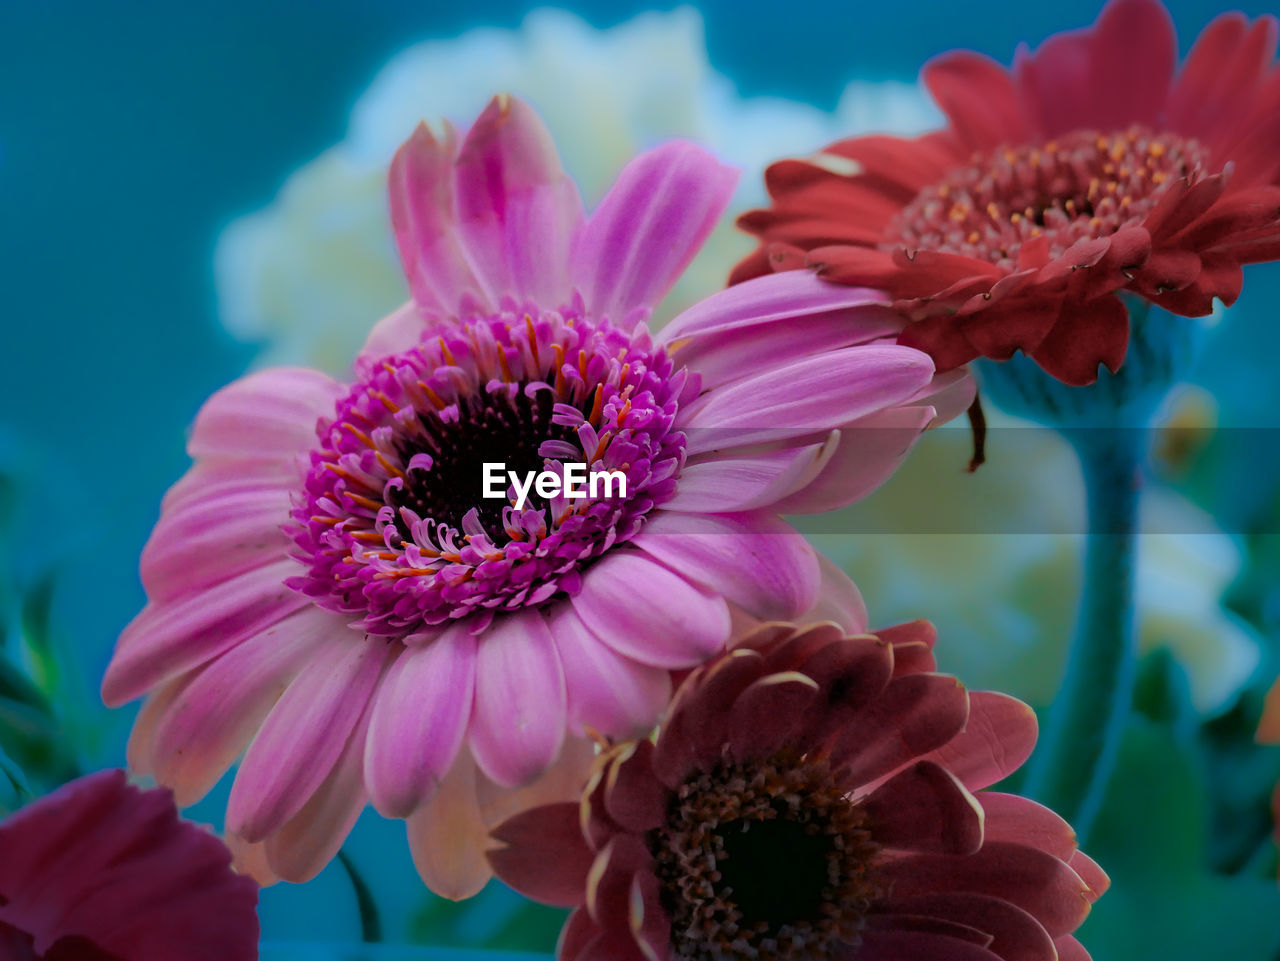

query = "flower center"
[652,754,879,961]
[887,126,1207,268]
[288,304,687,637]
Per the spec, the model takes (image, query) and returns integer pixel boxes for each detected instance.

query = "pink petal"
[633,510,819,622]
[227,634,390,842]
[102,559,307,707]
[475,735,597,831]
[919,691,1039,791]
[150,606,340,806]
[453,95,583,307]
[161,460,299,513]
[488,802,595,907]
[469,610,567,788]
[126,674,192,777]
[365,624,477,818]
[678,345,938,455]
[550,605,672,739]
[187,367,341,463]
[669,295,904,391]
[771,405,935,513]
[264,706,371,883]
[571,141,738,321]
[661,270,889,342]
[571,551,730,669]
[862,761,984,855]
[664,437,837,513]
[406,752,493,900]
[358,301,432,365]
[388,121,488,313]
[803,555,869,633]
[141,484,291,602]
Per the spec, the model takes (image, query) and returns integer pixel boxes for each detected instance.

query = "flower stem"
[1023,428,1142,840]
[338,849,383,943]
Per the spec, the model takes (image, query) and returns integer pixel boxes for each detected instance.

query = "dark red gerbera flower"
[0,770,258,961]
[487,621,1108,961]
[733,0,1280,385]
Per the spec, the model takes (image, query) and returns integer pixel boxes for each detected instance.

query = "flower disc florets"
[654,752,879,961]
[289,299,689,635]
[889,126,1207,269]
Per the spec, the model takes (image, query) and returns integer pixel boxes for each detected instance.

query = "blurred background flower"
[214,7,940,373]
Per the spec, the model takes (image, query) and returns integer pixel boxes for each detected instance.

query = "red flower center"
[886,126,1207,268]
[652,753,879,961]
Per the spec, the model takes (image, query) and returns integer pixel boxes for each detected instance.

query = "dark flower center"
[887,126,1207,268]
[651,753,879,961]
[385,384,576,538]
[288,305,687,637]
[716,806,835,928]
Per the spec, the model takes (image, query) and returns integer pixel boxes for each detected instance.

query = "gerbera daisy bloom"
[733,0,1280,386]
[490,620,1108,961]
[103,95,971,896]
[0,769,258,960]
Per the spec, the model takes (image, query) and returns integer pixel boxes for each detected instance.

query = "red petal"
[979,793,1077,860]
[488,802,594,907]
[729,245,774,285]
[559,908,601,961]
[863,761,985,855]
[957,297,1061,361]
[831,673,970,788]
[1029,293,1129,386]
[878,841,1093,937]
[853,928,1002,961]
[919,691,1038,792]
[603,741,667,833]
[898,314,983,372]
[874,893,1058,961]
[727,672,821,762]
[923,51,1029,151]
[1085,0,1177,131]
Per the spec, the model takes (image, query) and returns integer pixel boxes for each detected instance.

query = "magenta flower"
[0,770,258,961]
[490,621,1108,961]
[104,95,971,896]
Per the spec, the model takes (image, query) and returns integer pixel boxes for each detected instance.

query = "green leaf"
[1081,717,1280,960]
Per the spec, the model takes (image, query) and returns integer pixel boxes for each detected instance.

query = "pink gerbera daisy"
[0,770,258,961]
[490,620,1108,961]
[103,95,971,896]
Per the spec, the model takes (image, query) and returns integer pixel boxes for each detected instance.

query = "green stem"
[337,849,383,943]
[1023,428,1142,840]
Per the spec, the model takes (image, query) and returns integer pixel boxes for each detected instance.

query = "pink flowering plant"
[101,95,970,898]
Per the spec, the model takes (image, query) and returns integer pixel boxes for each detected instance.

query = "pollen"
[886,125,1205,268]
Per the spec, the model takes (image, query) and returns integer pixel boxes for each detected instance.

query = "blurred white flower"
[215,6,940,372]
[812,400,1260,717]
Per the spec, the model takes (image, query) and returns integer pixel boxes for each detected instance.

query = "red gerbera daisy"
[733,0,1280,385]
[487,621,1108,961]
